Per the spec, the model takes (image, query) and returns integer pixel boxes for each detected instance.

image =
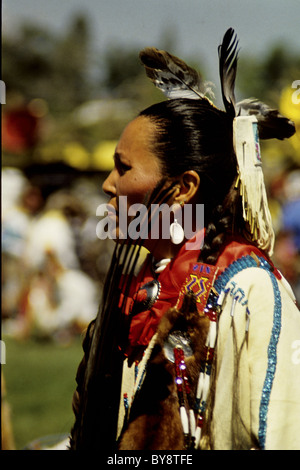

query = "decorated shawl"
[119,232,280,352]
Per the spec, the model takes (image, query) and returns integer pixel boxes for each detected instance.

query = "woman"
[70,29,300,451]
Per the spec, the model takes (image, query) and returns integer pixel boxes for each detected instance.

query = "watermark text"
[292,80,300,104]
[1,340,6,364]
[0,80,6,104]
[96,197,204,250]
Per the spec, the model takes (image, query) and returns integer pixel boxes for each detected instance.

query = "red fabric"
[121,232,280,349]
[2,108,39,153]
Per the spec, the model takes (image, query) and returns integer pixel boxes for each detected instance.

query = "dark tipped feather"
[139,47,213,100]
[236,98,296,140]
[218,28,239,117]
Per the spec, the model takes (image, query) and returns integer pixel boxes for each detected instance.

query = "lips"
[106,203,118,217]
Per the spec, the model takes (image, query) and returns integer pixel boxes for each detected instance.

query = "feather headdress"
[218,27,239,118]
[139,47,214,101]
[236,98,296,140]
[140,28,295,256]
[217,29,294,255]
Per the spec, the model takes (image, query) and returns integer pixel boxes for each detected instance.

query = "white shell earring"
[170,218,185,245]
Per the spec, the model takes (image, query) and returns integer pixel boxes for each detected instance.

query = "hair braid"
[199,182,244,265]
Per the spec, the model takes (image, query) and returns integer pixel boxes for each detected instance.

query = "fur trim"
[118,294,210,450]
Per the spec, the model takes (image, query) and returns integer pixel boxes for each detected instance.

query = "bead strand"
[174,346,194,448]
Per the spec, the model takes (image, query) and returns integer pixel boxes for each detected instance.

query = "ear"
[173,170,200,204]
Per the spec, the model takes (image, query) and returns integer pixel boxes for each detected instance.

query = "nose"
[102,169,117,198]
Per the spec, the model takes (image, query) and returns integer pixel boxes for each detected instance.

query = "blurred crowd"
[270,167,300,303]
[2,167,114,343]
[1,163,300,344]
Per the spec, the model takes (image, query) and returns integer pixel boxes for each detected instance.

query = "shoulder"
[215,255,299,341]
[215,254,295,302]
[215,256,275,307]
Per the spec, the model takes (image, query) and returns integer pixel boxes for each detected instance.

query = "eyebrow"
[114,150,124,160]
[114,151,130,165]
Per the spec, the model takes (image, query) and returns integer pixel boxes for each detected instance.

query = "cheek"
[119,172,161,205]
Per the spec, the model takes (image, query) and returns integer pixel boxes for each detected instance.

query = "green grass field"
[2,335,84,450]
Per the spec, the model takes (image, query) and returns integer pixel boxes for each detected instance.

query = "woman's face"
[102,116,164,240]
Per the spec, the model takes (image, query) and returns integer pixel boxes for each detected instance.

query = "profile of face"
[102,116,164,241]
[102,114,201,257]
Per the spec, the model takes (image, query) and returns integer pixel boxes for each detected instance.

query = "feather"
[139,47,213,101]
[236,98,296,140]
[218,28,239,117]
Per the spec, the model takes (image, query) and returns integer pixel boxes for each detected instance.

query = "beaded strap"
[213,254,263,294]
[206,254,282,450]
[257,264,282,450]
[174,347,195,449]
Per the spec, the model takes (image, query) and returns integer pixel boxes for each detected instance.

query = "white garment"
[204,266,300,450]
[24,210,79,270]
[118,261,300,450]
[28,269,98,334]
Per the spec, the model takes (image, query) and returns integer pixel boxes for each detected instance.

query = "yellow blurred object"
[62,142,90,170]
[280,87,300,158]
[92,141,116,171]
[280,86,300,122]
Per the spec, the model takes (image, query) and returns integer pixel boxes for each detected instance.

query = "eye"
[115,159,131,175]
[119,161,131,174]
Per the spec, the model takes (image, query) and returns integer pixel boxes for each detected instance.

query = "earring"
[170,218,185,245]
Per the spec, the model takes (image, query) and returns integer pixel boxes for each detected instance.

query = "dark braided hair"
[139,98,245,264]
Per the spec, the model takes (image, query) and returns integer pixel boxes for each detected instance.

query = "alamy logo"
[292,80,300,105]
[0,80,6,104]
[0,340,6,364]
[96,197,204,250]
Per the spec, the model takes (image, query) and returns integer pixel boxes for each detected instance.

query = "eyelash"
[117,161,131,175]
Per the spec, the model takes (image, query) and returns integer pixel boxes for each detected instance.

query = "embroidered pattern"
[213,255,282,449]
[228,281,248,306]
[213,255,260,294]
[257,260,282,450]
[177,263,219,314]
